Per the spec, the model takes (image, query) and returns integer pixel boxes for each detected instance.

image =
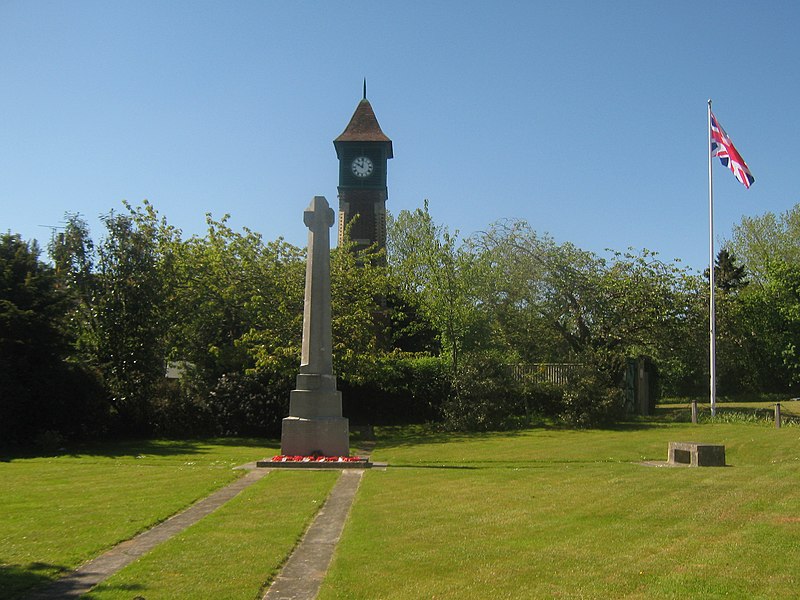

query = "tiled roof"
[334,99,393,156]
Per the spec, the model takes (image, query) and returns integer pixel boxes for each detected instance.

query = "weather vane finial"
[363,78,367,100]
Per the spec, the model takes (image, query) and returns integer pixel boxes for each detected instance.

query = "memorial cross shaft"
[299,196,335,379]
[280,196,350,457]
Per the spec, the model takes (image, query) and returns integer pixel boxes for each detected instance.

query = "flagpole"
[708,99,717,418]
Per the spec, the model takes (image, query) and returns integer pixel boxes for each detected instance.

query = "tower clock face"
[351,156,374,178]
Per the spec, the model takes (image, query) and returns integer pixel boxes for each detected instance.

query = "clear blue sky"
[2,1,797,273]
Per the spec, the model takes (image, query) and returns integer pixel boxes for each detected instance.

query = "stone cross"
[280,196,349,457]
[299,196,335,378]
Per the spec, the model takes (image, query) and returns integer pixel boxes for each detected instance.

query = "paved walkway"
[26,460,368,600]
[27,468,270,599]
[262,469,364,600]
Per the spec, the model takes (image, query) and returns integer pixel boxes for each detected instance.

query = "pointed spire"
[333,91,393,157]
[363,78,367,100]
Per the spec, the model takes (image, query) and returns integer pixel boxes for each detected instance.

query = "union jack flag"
[710,111,755,189]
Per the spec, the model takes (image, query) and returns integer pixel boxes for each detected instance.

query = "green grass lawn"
[3,419,799,599]
[319,422,800,599]
[0,438,277,599]
[86,470,338,600]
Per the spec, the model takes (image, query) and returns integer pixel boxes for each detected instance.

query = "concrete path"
[26,458,369,600]
[27,468,270,600]
[262,469,364,600]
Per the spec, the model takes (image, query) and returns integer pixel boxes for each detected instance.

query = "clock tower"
[333,88,393,250]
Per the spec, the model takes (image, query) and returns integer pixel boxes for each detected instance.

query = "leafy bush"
[1,356,110,447]
[205,367,293,437]
[150,378,212,437]
[440,353,527,432]
[519,380,563,424]
[339,353,449,425]
[33,430,66,454]
[557,355,626,427]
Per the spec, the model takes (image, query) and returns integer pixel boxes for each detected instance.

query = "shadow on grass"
[372,420,672,452]
[387,457,647,470]
[78,582,147,599]
[370,426,533,452]
[390,463,481,470]
[0,562,68,600]
[0,436,277,462]
[19,570,147,600]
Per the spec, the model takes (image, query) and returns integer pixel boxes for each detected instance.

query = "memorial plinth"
[281,196,349,457]
[668,442,726,467]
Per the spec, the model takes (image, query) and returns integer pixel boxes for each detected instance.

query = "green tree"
[477,221,598,358]
[478,221,699,357]
[708,248,775,394]
[715,207,800,393]
[388,201,489,376]
[162,214,306,436]
[1,234,64,441]
[169,214,305,385]
[714,249,749,293]
[384,288,439,354]
[88,202,177,432]
[330,236,388,373]
[763,261,800,387]
[476,220,706,396]
[713,285,789,393]
[48,214,96,360]
[704,248,749,293]
[727,203,800,284]
[1,235,67,358]
[1,233,106,444]
[49,213,95,298]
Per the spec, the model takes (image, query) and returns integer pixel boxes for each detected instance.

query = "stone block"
[668,442,726,467]
[288,388,343,419]
[281,416,349,457]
